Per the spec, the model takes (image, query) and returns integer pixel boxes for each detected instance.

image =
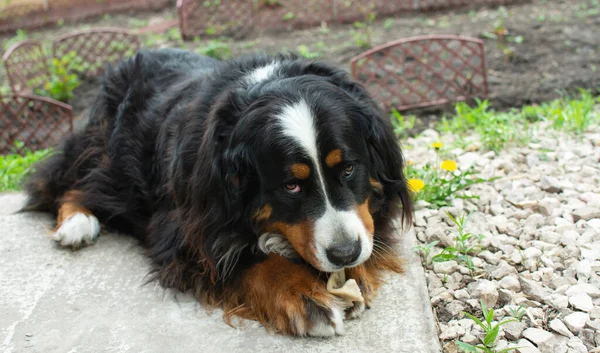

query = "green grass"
[439,90,600,152]
[1,145,53,192]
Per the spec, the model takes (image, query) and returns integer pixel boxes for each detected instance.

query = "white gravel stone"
[519,277,551,302]
[504,321,527,341]
[568,292,594,312]
[549,319,574,338]
[522,328,554,346]
[572,207,600,222]
[588,218,600,229]
[590,307,600,320]
[545,294,569,309]
[564,312,589,333]
[439,323,464,340]
[490,260,518,279]
[472,280,499,308]
[523,247,543,259]
[453,289,470,300]
[565,283,600,298]
[445,301,465,317]
[560,230,579,246]
[566,337,588,353]
[515,339,541,353]
[432,260,460,274]
[499,275,521,291]
[541,176,562,193]
[479,250,501,265]
[575,260,592,280]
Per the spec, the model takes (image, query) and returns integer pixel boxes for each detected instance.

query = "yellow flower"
[406,160,414,166]
[431,142,443,150]
[441,160,458,172]
[407,178,425,192]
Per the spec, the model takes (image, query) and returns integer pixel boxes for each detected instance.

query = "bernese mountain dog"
[23,49,413,337]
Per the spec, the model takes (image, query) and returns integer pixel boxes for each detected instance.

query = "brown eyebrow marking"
[290,163,311,180]
[325,149,343,168]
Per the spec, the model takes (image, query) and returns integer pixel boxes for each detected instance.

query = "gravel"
[409,125,600,352]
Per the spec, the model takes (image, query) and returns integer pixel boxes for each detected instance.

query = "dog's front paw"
[240,254,348,337]
[52,212,100,248]
[303,296,347,337]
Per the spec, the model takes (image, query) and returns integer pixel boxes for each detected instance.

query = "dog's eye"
[342,164,355,178]
[284,183,301,194]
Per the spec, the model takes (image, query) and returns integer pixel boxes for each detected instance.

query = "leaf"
[483,324,500,347]
[463,312,487,331]
[456,341,481,353]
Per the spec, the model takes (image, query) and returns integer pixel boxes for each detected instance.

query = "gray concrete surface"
[0,192,441,353]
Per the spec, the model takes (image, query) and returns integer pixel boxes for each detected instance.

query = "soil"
[2,0,599,127]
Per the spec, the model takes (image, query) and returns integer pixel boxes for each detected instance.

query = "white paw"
[346,301,366,319]
[307,302,346,337]
[51,213,100,248]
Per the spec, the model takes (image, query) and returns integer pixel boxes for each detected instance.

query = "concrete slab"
[0,192,441,353]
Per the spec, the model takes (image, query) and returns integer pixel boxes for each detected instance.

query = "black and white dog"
[24,49,412,336]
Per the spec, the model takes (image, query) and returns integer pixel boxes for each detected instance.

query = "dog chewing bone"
[258,233,364,303]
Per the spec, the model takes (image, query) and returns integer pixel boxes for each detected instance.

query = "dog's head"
[181,57,412,277]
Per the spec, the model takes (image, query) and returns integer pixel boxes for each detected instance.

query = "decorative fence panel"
[350,35,488,111]
[2,40,50,95]
[53,28,142,77]
[0,94,73,154]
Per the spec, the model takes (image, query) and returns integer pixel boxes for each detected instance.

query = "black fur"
[24,49,413,304]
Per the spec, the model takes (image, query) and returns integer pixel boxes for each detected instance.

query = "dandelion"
[441,160,458,172]
[407,178,425,192]
[431,141,443,150]
[406,160,415,166]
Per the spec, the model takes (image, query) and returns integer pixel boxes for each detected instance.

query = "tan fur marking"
[369,178,383,192]
[253,204,272,223]
[325,149,343,168]
[356,199,375,236]
[56,190,92,230]
[265,220,318,268]
[235,254,334,335]
[290,163,311,180]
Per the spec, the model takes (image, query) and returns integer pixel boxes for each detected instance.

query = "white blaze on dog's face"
[251,98,379,272]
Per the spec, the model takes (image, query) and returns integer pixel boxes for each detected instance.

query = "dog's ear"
[173,88,255,283]
[334,76,413,228]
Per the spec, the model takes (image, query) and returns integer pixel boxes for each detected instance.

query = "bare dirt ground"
[2,0,599,121]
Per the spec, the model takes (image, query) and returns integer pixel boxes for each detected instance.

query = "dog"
[23,49,413,337]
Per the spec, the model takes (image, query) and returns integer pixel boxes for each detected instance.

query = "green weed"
[1,143,53,192]
[457,300,521,353]
[352,7,376,49]
[432,212,485,274]
[439,99,533,152]
[35,51,82,103]
[534,89,599,134]
[391,109,416,138]
[296,44,320,59]
[413,240,439,267]
[195,40,231,60]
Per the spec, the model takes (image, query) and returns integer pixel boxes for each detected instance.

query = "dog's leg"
[226,253,349,337]
[51,190,101,248]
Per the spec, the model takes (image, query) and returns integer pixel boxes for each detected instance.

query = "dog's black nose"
[326,240,361,267]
